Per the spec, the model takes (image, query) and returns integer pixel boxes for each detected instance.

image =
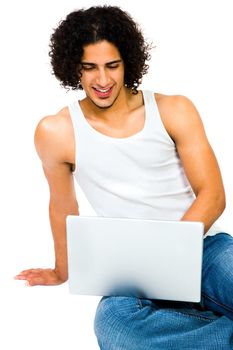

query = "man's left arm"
[159,94,226,233]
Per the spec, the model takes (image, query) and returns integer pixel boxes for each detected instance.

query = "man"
[16,6,233,348]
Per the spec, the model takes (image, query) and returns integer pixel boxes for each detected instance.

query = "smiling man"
[80,43,124,106]
[16,5,233,349]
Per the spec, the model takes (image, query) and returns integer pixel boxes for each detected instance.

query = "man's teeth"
[95,88,111,93]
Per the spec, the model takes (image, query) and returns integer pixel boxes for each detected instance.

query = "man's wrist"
[54,266,68,282]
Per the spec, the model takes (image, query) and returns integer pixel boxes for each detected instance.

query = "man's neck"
[80,87,141,122]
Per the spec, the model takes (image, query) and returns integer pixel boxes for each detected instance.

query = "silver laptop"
[66,215,204,302]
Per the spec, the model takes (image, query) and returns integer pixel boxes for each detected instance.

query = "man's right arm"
[15,112,78,286]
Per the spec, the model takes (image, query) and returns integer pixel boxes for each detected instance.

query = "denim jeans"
[201,233,233,320]
[94,233,233,349]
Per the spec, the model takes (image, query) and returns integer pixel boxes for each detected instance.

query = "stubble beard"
[87,87,123,110]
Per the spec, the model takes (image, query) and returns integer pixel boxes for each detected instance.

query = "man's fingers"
[15,268,63,286]
[27,277,45,286]
[15,269,44,279]
[16,273,46,286]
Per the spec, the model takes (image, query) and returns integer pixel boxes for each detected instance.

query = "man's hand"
[15,268,67,286]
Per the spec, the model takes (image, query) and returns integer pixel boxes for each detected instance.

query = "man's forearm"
[181,190,225,233]
[49,199,79,281]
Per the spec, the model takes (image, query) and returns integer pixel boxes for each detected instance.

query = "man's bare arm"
[15,112,78,285]
[157,94,226,233]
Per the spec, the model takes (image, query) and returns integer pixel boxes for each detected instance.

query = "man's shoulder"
[154,92,193,112]
[154,92,199,124]
[34,106,74,164]
[36,106,70,133]
[152,92,201,142]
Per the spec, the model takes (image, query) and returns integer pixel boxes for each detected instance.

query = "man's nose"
[96,68,110,86]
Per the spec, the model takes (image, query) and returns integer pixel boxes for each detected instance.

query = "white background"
[0,0,232,349]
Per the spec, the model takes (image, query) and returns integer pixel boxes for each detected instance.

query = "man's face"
[80,40,125,109]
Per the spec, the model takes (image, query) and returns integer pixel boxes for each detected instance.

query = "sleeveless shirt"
[68,90,219,236]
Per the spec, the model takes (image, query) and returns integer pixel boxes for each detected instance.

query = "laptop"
[66,215,204,302]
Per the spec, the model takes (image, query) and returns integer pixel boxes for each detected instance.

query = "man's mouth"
[93,86,113,98]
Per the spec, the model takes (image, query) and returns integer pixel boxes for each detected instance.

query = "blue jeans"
[201,233,233,320]
[94,233,233,349]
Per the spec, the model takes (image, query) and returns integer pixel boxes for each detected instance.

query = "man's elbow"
[215,190,226,217]
[49,197,79,217]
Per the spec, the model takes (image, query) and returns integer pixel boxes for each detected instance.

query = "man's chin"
[95,103,114,110]
[88,96,115,110]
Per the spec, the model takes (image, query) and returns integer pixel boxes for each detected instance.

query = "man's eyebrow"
[81,59,122,66]
[81,62,95,66]
[106,59,122,65]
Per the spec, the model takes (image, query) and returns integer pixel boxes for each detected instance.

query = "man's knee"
[94,296,143,349]
[94,296,142,325]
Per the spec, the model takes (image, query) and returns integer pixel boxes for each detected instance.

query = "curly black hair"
[49,6,151,93]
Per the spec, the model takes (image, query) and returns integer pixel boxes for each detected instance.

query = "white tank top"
[69,90,219,236]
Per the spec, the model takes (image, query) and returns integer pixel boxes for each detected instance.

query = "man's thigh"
[94,296,233,350]
[202,232,233,319]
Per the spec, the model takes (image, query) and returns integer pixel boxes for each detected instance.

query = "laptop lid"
[66,216,204,302]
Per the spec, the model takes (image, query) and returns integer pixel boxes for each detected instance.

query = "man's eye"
[108,65,119,69]
[82,66,95,71]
